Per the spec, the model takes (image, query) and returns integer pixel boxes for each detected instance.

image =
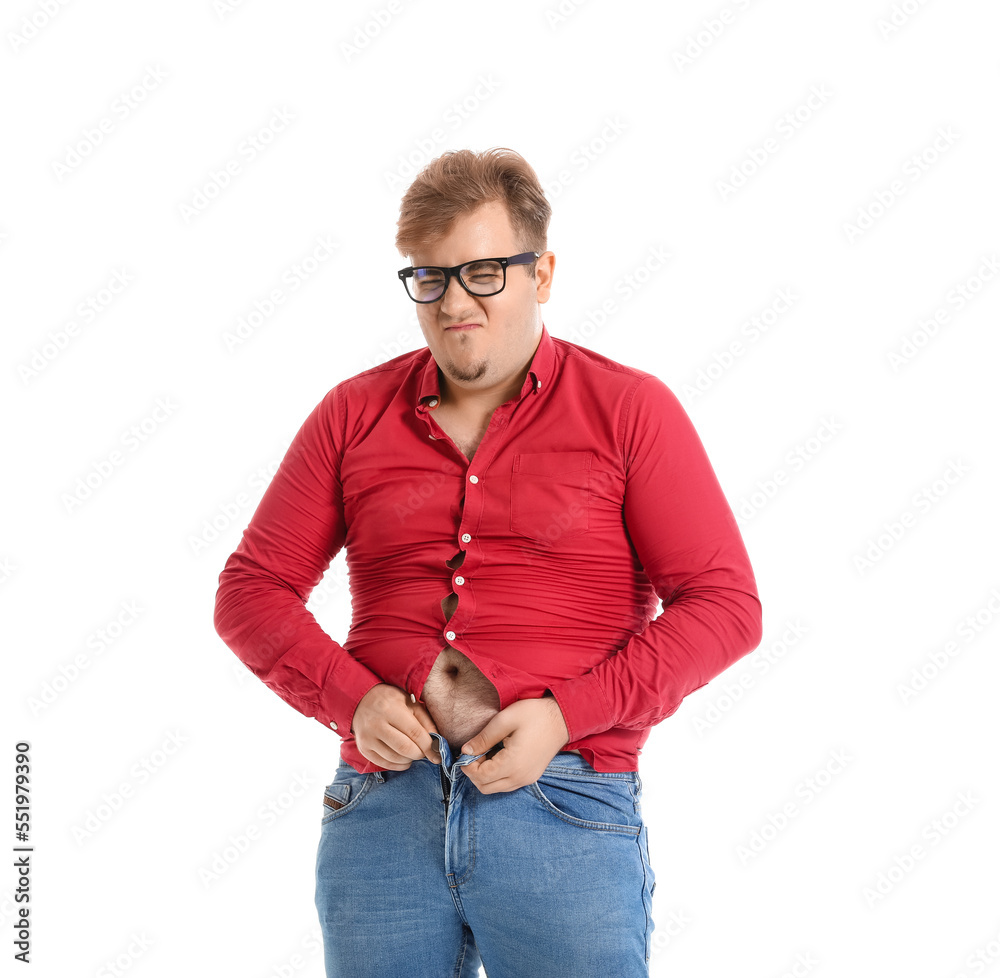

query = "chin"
[446,360,490,384]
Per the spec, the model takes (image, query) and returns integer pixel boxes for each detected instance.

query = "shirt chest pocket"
[510,451,592,542]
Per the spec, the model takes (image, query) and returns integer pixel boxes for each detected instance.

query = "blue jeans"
[315,731,656,977]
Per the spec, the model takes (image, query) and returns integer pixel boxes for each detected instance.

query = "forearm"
[214,547,383,734]
[546,574,762,742]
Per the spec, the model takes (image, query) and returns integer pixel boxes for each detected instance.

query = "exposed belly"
[421,645,502,755]
[422,551,581,759]
[421,645,581,759]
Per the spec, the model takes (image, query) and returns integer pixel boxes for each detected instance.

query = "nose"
[438,273,476,317]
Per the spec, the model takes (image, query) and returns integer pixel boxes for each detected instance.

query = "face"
[408,200,554,402]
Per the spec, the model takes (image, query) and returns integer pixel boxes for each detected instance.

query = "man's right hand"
[350,683,441,769]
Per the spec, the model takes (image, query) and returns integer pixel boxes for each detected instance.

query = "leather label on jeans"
[324,793,345,811]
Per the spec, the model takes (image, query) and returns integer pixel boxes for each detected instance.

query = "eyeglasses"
[397,252,539,304]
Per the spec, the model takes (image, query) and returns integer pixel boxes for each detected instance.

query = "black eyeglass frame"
[397,251,540,303]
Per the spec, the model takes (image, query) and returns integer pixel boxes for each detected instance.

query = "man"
[214,147,762,977]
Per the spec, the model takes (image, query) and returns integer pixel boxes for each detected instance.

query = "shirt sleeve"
[213,384,384,737]
[545,374,763,742]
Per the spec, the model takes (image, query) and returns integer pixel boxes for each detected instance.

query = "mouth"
[444,323,481,331]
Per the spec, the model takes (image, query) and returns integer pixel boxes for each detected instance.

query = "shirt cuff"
[544,673,615,744]
[312,653,384,738]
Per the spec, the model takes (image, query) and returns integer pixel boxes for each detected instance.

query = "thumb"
[461,713,514,756]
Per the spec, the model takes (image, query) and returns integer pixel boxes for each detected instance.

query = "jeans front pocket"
[529,767,641,835]
[321,760,374,824]
[510,451,592,543]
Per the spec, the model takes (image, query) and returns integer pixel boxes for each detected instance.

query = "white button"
[469,474,479,484]
[429,398,438,407]
[455,576,465,586]
[329,721,338,730]
[410,693,416,703]
[445,630,456,641]
[461,533,471,543]
[537,381,542,389]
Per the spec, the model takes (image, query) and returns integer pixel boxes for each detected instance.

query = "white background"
[3,1,1000,976]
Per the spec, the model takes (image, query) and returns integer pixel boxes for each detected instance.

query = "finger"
[464,753,506,787]
[462,715,515,756]
[409,704,442,763]
[378,723,428,762]
[360,744,413,771]
[409,700,438,734]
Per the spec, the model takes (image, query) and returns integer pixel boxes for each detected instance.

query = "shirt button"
[461,533,471,543]
[455,576,465,586]
[329,721,338,731]
[410,693,416,703]
[468,474,479,484]
[428,398,438,407]
[445,630,456,641]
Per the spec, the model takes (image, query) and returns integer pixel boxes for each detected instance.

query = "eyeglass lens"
[410,260,504,302]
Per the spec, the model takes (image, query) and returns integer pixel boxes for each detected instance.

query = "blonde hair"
[395,147,551,273]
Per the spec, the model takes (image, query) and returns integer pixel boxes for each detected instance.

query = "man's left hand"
[460,695,570,794]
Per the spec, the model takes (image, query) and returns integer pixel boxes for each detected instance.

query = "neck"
[438,370,528,415]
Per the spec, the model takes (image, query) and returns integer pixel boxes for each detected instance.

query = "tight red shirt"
[214,324,763,773]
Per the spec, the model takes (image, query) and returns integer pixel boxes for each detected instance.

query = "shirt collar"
[416,322,554,408]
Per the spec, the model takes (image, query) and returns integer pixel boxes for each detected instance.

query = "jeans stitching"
[636,826,655,963]
[321,774,374,823]
[452,924,471,978]
[528,780,642,835]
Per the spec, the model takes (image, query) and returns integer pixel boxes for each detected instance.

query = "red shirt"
[213,324,762,773]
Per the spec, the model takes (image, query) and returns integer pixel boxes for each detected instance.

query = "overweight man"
[214,146,763,978]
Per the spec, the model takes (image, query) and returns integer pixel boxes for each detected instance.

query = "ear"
[533,251,555,304]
